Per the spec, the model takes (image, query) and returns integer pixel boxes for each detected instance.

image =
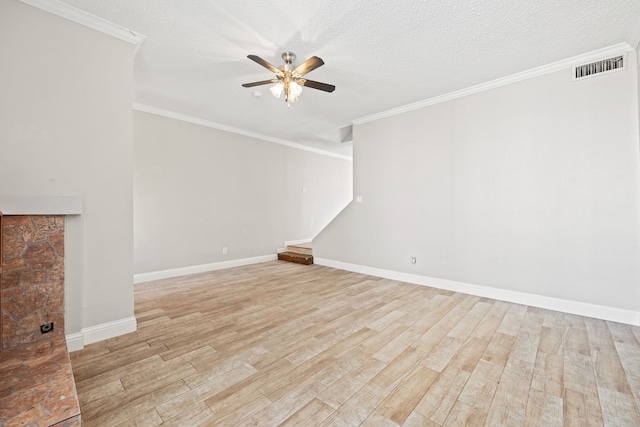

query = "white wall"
[0,1,136,336]
[133,111,352,275]
[316,49,640,314]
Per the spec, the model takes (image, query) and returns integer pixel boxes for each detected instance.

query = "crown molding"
[133,103,353,161]
[19,0,145,45]
[353,43,634,126]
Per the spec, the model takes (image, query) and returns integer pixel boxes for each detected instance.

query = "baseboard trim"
[66,316,137,351]
[133,254,278,284]
[65,332,84,352]
[314,258,640,326]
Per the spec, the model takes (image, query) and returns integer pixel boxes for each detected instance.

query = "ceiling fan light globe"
[289,81,303,98]
[270,82,284,98]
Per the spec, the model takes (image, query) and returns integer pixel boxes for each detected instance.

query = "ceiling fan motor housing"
[282,52,296,72]
[282,52,296,63]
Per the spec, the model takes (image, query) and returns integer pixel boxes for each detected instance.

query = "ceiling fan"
[242,52,335,106]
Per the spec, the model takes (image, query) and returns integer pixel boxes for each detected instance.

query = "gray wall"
[0,1,136,332]
[133,111,352,274]
[315,50,640,312]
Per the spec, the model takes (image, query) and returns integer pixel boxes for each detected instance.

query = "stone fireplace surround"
[1,215,66,350]
[0,196,82,426]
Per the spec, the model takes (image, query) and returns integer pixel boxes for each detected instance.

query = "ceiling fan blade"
[294,56,324,76]
[247,55,281,74]
[242,79,277,88]
[299,79,335,92]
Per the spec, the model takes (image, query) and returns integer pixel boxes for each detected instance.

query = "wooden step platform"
[277,251,313,265]
[286,242,312,255]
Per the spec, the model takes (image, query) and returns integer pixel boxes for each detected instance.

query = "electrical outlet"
[222,247,228,255]
[40,323,54,334]
[411,256,417,264]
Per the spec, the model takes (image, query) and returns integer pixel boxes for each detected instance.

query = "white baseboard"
[133,254,278,284]
[314,258,640,326]
[66,316,137,351]
[65,332,84,352]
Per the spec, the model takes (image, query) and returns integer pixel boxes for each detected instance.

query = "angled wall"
[315,48,640,323]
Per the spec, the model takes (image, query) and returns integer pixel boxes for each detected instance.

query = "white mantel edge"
[0,196,82,215]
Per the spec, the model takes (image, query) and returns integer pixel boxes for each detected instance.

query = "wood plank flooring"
[70,261,640,426]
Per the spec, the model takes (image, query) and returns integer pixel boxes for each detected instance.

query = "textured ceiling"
[61,0,640,157]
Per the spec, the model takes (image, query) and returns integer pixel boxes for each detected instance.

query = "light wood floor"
[70,261,640,426]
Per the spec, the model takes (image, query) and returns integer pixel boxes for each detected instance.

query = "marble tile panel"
[0,336,81,426]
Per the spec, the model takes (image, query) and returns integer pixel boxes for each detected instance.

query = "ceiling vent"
[573,55,624,80]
